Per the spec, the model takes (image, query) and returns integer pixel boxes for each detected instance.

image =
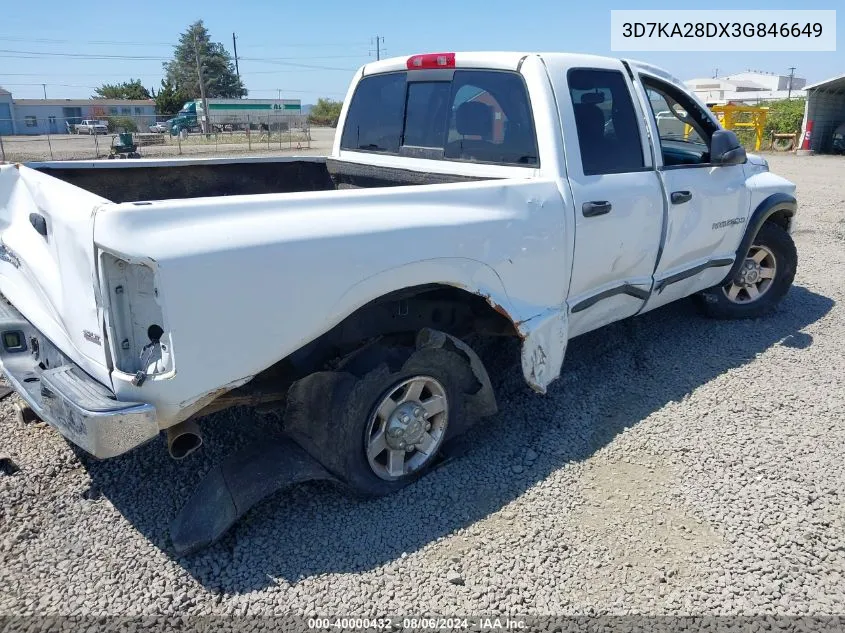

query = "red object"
[800,120,814,150]
[406,53,456,70]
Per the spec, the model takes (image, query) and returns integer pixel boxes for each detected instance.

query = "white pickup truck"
[0,52,797,500]
[75,120,109,135]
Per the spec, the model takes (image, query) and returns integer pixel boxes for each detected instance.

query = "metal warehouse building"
[801,73,845,154]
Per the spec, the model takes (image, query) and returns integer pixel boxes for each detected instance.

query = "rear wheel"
[364,374,449,482]
[698,222,797,319]
[285,335,485,497]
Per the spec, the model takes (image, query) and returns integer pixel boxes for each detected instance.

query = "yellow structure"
[685,104,769,151]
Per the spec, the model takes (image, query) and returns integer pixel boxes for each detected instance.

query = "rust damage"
[475,291,528,341]
[175,376,259,423]
[470,288,565,393]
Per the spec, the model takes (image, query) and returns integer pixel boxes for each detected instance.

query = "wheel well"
[218,285,518,409]
[303,284,518,370]
[765,209,793,232]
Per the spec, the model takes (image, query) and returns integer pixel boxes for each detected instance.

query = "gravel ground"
[0,153,843,619]
[0,127,336,162]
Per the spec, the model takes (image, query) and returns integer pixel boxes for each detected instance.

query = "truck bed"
[27,156,484,203]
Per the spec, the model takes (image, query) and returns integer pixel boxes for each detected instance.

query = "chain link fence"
[0,112,314,162]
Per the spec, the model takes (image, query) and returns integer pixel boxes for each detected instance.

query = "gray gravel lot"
[0,127,335,162]
[0,153,843,618]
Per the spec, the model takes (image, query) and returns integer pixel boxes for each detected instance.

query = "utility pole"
[373,35,384,61]
[787,66,796,100]
[232,33,240,81]
[193,31,210,135]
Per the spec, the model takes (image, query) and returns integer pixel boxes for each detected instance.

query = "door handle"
[671,190,693,205]
[582,201,612,217]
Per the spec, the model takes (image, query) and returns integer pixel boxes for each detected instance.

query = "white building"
[0,85,156,136]
[685,71,806,105]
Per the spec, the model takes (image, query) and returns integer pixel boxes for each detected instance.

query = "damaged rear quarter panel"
[95,176,573,424]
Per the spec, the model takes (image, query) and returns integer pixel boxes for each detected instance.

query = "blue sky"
[1,0,841,103]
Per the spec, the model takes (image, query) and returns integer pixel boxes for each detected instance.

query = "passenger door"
[560,65,664,338]
[634,75,751,312]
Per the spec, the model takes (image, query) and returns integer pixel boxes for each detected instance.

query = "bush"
[765,98,805,135]
[106,116,138,133]
[734,129,758,148]
[307,114,340,127]
[307,98,343,128]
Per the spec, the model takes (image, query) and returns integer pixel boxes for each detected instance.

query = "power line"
[0,48,366,63]
[2,82,346,96]
[0,68,352,78]
[0,49,365,74]
[0,36,176,46]
[0,49,168,60]
[239,58,358,71]
[0,35,370,49]
[248,88,347,96]
[0,72,156,77]
[0,82,101,88]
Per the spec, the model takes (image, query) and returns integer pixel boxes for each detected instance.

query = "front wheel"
[698,221,797,319]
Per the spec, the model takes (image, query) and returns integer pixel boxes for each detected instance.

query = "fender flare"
[722,193,796,285]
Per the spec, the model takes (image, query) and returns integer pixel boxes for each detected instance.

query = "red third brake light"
[406,53,456,70]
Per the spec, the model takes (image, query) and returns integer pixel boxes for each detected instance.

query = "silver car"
[149,120,171,134]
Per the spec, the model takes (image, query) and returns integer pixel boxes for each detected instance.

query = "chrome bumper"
[0,298,158,459]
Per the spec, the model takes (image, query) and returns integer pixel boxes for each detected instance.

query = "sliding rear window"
[340,70,539,167]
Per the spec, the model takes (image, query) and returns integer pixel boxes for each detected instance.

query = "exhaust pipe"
[166,419,203,460]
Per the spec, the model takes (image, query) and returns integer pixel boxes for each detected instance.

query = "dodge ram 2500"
[0,52,797,504]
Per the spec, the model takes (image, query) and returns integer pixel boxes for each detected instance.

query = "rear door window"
[567,68,644,175]
[340,69,538,167]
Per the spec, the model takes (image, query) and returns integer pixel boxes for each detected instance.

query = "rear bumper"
[0,297,159,459]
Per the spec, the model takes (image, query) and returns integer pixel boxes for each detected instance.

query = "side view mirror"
[710,129,747,166]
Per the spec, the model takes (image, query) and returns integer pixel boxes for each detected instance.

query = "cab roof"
[360,52,687,89]
[361,51,636,74]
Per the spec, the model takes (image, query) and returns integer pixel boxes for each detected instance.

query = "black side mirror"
[710,129,747,166]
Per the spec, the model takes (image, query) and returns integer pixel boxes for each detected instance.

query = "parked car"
[149,120,171,134]
[0,51,798,550]
[75,120,108,135]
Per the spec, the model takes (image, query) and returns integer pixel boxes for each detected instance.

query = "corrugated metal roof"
[804,73,845,93]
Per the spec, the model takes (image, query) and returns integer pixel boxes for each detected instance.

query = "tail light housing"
[100,252,173,378]
[406,53,456,70]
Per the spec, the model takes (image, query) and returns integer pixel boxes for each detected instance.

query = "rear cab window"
[340,69,539,167]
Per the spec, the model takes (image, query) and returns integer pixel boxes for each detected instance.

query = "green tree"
[308,98,343,127]
[163,20,246,99]
[92,79,151,100]
[765,98,806,135]
[155,78,192,116]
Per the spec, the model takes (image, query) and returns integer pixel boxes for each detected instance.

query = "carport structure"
[801,73,845,154]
